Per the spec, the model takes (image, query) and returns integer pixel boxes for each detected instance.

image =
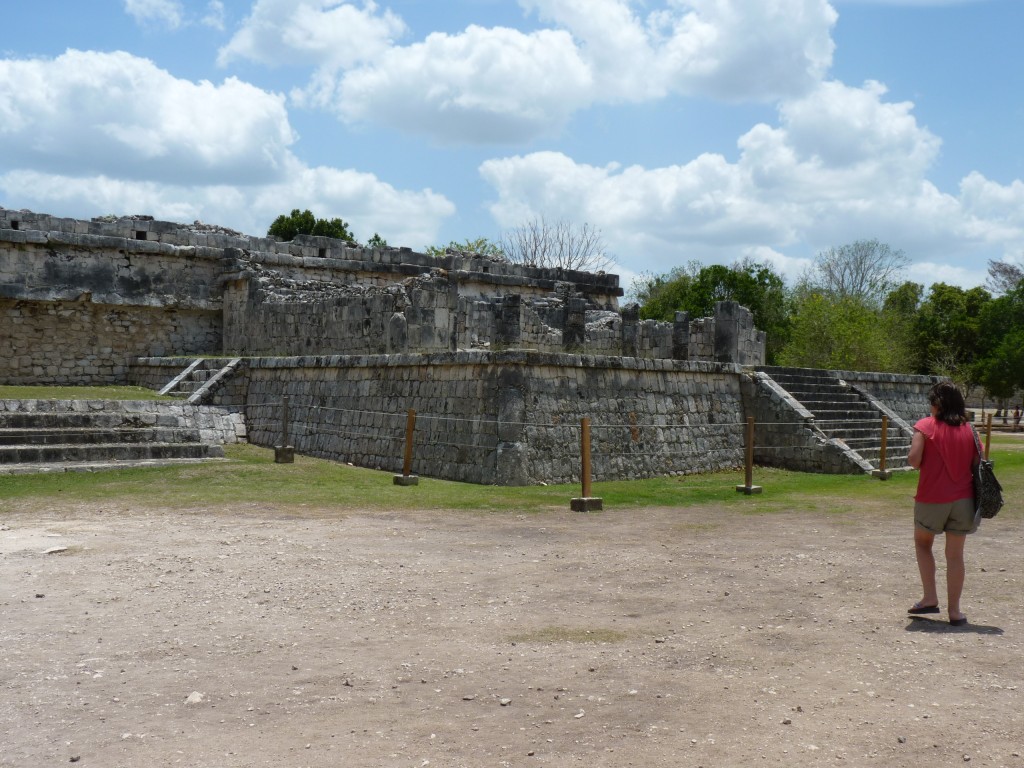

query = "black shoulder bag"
[972,427,1004,520]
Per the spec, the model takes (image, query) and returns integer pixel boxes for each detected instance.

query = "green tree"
[777,293,905,372]
[633,259,792,364]
[972,284,1024,399]
[912,283,991,383]
[366,233,388,249]
[880,280,924,373]
[267,209,354,242]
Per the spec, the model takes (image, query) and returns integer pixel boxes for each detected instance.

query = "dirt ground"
[2,493,1022,768]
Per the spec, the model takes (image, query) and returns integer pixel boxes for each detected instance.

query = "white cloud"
[218,0,406,69]
[523,0,837,102]
[249,160,456,247]
[220,0,837,144]
[202,1,226,31]
[0,48,456,247]
[479,79,1023,279]
[832,0,986,5]
[331,26,593,143]
[124,0,184,29]
[0,50,296,185]
[0,163,455,250]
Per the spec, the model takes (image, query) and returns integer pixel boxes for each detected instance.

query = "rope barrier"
[248,396,931,499]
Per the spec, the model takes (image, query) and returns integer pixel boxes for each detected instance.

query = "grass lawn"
[2,385,1019,519]
[3,438,1020,519]
[0,385,174,401]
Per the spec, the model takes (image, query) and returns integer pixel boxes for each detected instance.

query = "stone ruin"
[0,206,938,485]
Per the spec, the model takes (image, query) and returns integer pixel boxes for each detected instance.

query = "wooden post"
[985,413,993,460]
[274,395,294,463]
[581,417,592,499]
[872,415,891,480]
[736,417,762,494]
[571,417,603,511]
[393,408,419,485]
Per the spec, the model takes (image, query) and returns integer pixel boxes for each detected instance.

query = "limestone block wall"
[521,356,746,484]
[0,222,226,384]
[242,352,508,484]
[2,298,220,385]
[0,206,623,307]
[237,351,748,485]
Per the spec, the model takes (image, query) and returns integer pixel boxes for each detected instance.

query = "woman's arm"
[908,429,926,469]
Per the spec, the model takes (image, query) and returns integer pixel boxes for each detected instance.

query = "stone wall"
[237,351,747,485]
[2,209,774,384]
[1,298,220,385]
[0,207,629,384]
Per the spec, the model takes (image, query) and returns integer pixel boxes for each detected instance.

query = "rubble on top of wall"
[236,251,449,305]
[586,310,621,332]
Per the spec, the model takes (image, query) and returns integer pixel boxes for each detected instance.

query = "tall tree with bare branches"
[798,239,909,308]
[499,216,611,272]
[985,258,1024,295]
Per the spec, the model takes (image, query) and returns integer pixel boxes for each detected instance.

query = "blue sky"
[2,0,1020,294]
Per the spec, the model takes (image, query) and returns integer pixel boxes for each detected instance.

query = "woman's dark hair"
[928,382,968,426]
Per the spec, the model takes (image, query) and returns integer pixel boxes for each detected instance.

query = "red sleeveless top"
[913,416,976,503]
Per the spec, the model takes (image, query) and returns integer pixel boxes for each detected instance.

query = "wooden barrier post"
[571,417,603,511]
[872,415,891,480]
[274,395,295,463]
[985,413,993,459]
[393,408,420,486]
[735,417,762,494]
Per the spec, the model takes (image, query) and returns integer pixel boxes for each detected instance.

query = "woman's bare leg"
[914,526,938,607]
[945,533,967,621]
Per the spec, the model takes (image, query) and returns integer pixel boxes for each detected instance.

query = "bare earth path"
[2,499,1022,767]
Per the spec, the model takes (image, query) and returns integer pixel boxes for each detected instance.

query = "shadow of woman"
[906,616,1004,635]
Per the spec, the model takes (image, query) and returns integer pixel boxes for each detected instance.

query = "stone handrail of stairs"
[159,358,244,404]
[755,366,914,474]
[0,400,245,475]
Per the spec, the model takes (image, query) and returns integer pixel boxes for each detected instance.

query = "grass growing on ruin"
[3,438,1021,517]
[0,385,174,401]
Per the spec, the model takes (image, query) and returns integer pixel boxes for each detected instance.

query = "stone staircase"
[758,366,913,472]
[0,400,243,475]
[158,358,243,403]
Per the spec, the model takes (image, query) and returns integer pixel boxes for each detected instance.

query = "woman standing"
[906,382,979,626]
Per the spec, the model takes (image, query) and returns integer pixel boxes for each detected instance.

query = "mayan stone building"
[1,207,939,484]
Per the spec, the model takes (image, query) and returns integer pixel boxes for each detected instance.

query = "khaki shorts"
[915,497,977,535]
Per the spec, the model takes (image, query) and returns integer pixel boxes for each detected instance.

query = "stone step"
[759,366,915,472]
[0,427,203,447]
[816,426,906,439]
[771,379,849,391]
[0,457,228,476]
[790,399,864,411]
[812,413,883,426]
[0,442,224,465]
[2,411,185,429]
[0,399,243,475]
[823,432,911,447]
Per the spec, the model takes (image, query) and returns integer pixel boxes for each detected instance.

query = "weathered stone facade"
[2,206,937,483]
[1,207,766,384]
[148,351,746,486]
